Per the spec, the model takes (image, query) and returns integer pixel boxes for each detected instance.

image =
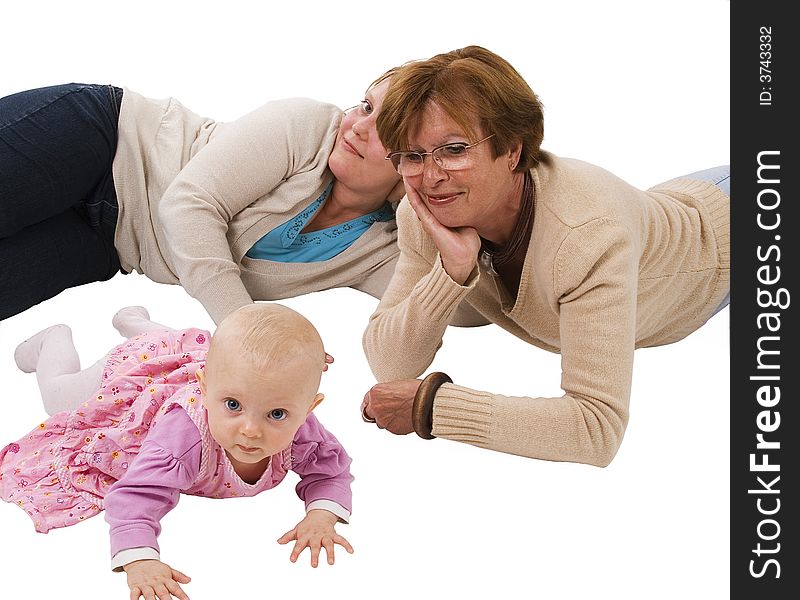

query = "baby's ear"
[196,367,206,393]
[308,393,324,414]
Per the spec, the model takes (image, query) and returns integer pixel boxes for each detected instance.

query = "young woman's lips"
[425,192,461,207]
[343,138,363,158]
[236,444,260,453]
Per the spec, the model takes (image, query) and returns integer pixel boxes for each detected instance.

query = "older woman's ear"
[508,141,524,172]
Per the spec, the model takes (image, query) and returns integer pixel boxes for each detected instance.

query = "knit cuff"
[413,258,479,324]
[431,383,493,446]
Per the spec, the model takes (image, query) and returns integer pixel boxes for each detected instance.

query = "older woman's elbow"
[589,408,629,467]
[573,398,629,467]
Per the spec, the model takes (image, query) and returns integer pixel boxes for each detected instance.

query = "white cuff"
[111,547,161,572]
[306,499,350,523]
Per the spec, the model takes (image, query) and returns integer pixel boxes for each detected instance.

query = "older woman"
[360,46,729,467]
[0,72,404,324]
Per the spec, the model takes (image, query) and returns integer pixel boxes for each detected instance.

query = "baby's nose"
[240,420,261,438]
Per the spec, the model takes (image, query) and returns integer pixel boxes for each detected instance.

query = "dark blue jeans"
[0,83,123,320]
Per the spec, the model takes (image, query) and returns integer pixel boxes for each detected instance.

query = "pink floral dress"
[0,328,234,532]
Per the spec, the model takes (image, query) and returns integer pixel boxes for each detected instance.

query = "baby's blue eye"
[225,399,241,411]
[269,409,287,421]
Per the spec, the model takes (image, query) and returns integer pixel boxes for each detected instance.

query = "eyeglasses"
[385,134,495,176]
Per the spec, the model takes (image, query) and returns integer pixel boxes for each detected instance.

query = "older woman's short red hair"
[376,45,545,172]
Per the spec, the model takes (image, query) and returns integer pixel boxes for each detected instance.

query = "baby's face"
[200,350,321,468]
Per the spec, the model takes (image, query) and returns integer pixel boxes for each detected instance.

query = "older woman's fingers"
[360,390,376,423]
[404,182,438,229]
[361,404,376,423]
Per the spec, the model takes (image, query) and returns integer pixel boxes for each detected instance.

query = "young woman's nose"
[351,113,374,139]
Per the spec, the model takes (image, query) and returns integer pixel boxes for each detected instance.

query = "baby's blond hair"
[206,303,325,390]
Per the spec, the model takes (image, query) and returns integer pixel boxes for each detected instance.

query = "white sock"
[14,324,104,416]
[112,306,170,338]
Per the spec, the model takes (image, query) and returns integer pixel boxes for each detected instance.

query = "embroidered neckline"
[280,183,393,248]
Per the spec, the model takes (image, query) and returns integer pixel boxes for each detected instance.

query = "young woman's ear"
[307,393,325,414]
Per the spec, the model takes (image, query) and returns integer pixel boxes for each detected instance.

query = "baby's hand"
[124,559,191,600]
[277,509,354,567]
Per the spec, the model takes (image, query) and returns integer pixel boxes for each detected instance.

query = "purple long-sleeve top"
[104,408,352,570]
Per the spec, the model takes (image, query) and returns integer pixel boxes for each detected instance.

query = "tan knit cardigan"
[363,152,729,466]
[111,89,399,324]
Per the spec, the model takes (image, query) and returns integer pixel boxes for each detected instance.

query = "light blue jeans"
[681,165,730,316]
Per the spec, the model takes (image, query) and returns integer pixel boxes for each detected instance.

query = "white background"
[1,1,730,599]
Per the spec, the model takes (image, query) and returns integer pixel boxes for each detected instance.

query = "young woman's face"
[328,78,401,199]
[200,351,320,470]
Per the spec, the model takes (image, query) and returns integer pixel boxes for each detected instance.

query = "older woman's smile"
[424,192,462,207]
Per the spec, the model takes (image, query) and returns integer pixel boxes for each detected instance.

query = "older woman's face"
[404,102,520,236]
[328,78,400,199]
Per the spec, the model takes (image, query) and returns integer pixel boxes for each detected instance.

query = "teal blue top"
[245,183,395,263]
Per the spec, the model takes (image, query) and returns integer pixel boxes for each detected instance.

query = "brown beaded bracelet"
[412,372,452,440]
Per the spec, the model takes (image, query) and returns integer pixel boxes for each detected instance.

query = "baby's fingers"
[334,533,355,554]
[289,539,308,563]
[323,537,336,565]
[277,528,298,545]
[130,585,157,600]
[309,539,322,568]
[165,578,191,600]
[154,582,174,600]
[170,568,191,585]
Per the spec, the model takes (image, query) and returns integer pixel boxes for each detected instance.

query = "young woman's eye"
[442,144,468,156]
[359,100,373,115]
[269,409,287,421]
[224,399,241,412]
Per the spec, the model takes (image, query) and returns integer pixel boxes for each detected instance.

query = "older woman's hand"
[405,183,481,285]
[361,379,422,435]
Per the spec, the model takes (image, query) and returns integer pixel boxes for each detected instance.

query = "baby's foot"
[14,324,71,373]
[112,306,151,338]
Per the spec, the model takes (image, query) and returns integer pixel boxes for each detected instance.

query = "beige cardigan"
[363,152,730,466]
[111,89,399,324]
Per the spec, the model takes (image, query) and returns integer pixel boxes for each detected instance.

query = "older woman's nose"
[422,155,448,185]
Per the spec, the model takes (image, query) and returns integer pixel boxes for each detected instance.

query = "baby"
[1,304,353,600]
